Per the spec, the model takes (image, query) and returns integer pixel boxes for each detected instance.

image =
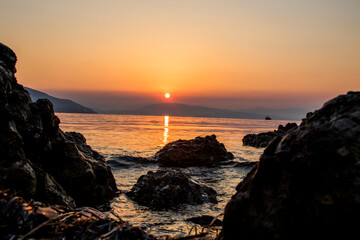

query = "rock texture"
[0,190,156,240]
[155,134,234,167]
[220,92,360,239]
[242,122,297,147]
[0,43,117,208]
[127,170,217,210]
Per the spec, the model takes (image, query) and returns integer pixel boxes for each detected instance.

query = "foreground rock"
[0,43,117,207]
[0,190,156,239]
[220,92,360,239]
[242,122,297,147]
[155,134,234,167]
[127,170,217,209]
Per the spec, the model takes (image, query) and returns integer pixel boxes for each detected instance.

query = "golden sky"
[1,0,359,108]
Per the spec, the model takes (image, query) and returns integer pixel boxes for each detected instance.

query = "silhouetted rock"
[220,92,360,240]
[0,43,117,208]
[242,122,297,147]
[127,170,217,210]
[0,190,156,239]
[155,134,234,167]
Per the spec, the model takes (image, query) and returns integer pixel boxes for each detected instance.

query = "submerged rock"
[220,92,360,239]
[155,134,234,167]
[127,170,217,210]
[242,122,297,147]
[0,43,118,208]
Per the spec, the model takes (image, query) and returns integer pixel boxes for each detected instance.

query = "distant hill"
[118,103,276,120]
[244,107,310,121]
[25,87,97,114]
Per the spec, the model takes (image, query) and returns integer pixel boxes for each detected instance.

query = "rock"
[242,122,297,147]
[0,190,156,239]
[0,43,118,208]
[155,134,234,167]
[220,92,360,239]
[186,215,223,227]
[127,170,217,209]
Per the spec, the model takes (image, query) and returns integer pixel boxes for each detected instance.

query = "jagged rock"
[127,170,217,209]
[220,92,360,239]
[0,190,156,239]
[0,42,118,208]
[242,122,297,147]
[155,134,234,167]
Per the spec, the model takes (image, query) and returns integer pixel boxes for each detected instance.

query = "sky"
[1,0,359,111]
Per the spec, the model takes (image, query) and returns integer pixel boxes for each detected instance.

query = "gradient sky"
[1,0,359,110]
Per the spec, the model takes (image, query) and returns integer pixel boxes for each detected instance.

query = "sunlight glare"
[165,93,171,99]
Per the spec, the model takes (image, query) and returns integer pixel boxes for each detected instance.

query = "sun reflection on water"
[163,116,169,145]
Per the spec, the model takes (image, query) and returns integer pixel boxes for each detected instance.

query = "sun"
[165,93,171,99]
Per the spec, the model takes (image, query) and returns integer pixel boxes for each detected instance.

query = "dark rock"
[0,43,118,208]
[186,215,223,227]
[220,92,360,239]
[0,190,156,239]
[155,134,234,167]
[127,170,217,210]
[242,122,297,147]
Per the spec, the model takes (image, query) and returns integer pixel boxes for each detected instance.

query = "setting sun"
[165,93,171,99]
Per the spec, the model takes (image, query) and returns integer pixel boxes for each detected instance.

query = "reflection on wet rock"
[155,134,234,167]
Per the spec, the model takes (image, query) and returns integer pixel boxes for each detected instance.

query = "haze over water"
[58,113,298,237]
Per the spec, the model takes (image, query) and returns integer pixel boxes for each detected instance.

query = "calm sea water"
[57,113,296,238]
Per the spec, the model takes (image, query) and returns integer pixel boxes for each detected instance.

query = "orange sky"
[0,0,359,108]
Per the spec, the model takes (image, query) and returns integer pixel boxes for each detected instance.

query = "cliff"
[0,43,117,208]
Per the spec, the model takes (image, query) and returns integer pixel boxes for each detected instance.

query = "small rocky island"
[155,134,234,167]
[242,122,298,147]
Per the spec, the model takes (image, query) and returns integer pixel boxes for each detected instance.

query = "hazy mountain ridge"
[25,87,97,114]
[25,88,307,120]
[118,103,288,120]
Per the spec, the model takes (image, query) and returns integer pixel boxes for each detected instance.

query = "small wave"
[107,155,157,169]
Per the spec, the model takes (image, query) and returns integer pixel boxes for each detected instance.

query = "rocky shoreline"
[1,42,359,239]
[242,122,298,148]
[0,43,118,208]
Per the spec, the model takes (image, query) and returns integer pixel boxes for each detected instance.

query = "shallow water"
[58,113,296,238]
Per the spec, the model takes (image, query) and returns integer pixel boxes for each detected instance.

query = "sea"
[57,113,297,238]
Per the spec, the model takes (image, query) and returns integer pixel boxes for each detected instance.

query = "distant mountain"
[25,87,97,114]
[243,107,310,121]
[118,103,272,119]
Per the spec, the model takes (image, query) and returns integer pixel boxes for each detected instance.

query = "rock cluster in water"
[0,43,117,208]
[127,170,217,210]
[155,134,234,167]
[220,91,360,239]
[242,122,297,147]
